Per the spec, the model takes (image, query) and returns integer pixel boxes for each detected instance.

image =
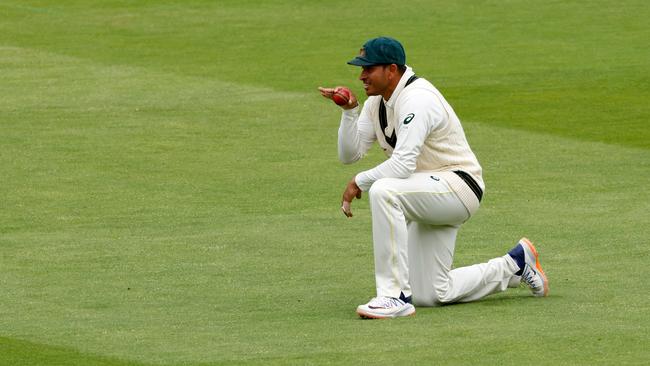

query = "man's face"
[359,65,391,96]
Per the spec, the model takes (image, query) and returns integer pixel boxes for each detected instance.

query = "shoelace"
[521,265,541,290]
[368,296,405,309]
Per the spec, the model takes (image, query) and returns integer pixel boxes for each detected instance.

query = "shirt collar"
[384,65,414,109]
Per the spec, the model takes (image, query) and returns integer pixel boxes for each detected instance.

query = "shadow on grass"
[0,337,151,366]
[423,290,561,312]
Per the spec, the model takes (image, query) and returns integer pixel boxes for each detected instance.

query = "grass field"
[1,1,649,365]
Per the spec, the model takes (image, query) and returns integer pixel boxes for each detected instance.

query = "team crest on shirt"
[403,113,415,125]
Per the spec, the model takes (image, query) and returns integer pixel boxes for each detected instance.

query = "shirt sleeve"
[354,90,444,191]
[337,103,376,164]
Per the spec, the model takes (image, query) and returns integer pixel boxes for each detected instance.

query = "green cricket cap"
[347,36,406,66]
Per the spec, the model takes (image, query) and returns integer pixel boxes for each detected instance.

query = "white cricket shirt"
[338,67,485,212]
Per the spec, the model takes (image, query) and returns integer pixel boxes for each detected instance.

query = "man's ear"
[388,64,399,80]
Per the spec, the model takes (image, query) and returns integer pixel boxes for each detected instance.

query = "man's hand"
[341,177,362,217]
[318,86,358,110]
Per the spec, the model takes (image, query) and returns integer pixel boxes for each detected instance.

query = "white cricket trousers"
[368,172,519,306]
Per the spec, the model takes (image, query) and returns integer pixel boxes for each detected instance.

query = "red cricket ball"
[332,87,351,106]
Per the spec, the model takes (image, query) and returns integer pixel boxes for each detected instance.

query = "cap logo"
[359,48,366,57]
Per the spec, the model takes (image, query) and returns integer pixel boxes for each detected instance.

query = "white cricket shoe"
[517,237,549,297]
[356,296,416,319]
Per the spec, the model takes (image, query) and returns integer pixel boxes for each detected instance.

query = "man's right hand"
[318,86,358,110]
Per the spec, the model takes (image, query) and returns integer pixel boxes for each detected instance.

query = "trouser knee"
[434,284,457,305]
[412,288,454,307]
[368,178,395,204]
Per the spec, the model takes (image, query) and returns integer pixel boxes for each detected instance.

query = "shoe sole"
[356,305,416,319]
[521,237,549,297]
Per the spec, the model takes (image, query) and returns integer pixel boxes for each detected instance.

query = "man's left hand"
[341,177,362,217]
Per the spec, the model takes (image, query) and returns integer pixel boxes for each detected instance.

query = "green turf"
[1,1,649,365]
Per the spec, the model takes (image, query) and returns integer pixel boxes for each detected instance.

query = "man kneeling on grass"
[318,36,548,319]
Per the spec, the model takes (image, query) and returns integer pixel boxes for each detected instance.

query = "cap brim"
[347,57,376,66]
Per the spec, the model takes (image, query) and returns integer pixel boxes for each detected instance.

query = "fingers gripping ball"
[332,87,351,106]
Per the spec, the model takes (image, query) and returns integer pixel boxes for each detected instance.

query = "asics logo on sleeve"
[403,113,415,125]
